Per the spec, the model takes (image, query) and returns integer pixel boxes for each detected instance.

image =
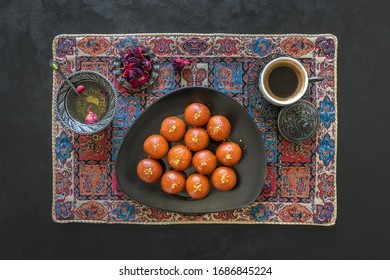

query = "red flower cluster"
[120,46,153,88]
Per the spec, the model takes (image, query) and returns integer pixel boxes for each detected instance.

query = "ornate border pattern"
[52,33,338,225]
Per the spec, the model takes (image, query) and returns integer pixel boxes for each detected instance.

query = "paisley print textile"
[319,96,335,129]
[79,131,106,161]
[54,201,73,220]
[111,201,137,221]
[79,165,107,196]
[178,37,211,55]
[214,62,243,93]
[282,140,311,162]
[181,63,208,87]
[315,37,335,58]
[281,167,310,198]
[215,37,240,55]
[279,203,312,223]
[56,37,76,57]
[52,34,337,225]
[280,36,315,57]
[55,131,72,165]
[151,37,175,56]
[74,201,108,220]
[248,38,276,57]
[318,133,335,167]
[250,203,275,222]
[77,36,111,56]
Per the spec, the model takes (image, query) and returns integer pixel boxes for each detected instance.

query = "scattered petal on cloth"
[172,57,192,72]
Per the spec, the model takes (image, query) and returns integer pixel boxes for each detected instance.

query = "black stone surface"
[1,0,389,259]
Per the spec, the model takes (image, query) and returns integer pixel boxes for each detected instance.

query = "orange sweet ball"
[216,141,242,166]
[184,103,211,127]
[160,116,186,142]
[186,173,210,199]
[192,150,217,175]
[137,100,244,198]
[211,166,237,191]
[207,115,231,141]
[137,158,163,183]
[167,144,192,170]
[184,127,209,152]
[143,134,169,159]
[161,170,186,194]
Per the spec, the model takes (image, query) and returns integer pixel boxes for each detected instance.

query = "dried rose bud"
[172,58,192,72]
[77,85,85,93]
[119,46,152,88]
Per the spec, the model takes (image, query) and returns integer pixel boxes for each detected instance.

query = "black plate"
[115,86,266,213]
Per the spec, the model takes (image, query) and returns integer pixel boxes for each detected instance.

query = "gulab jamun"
[160,116,186,142]
[207,115,231,141]
[143,134,169,159]
[184,127,209,152]
[211,166,237,191]
[184,103,211,127]
[186,173,210,199]
[137,158,163,183]
[216,142,242,166]
[161,170,186,194]
[167,144,192,170]
[192,150,217,175]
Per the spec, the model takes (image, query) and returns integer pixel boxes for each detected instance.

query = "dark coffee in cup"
[268,66,298,99]
[259,57,308,106]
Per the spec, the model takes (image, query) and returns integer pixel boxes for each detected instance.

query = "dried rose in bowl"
[119,46,153,89]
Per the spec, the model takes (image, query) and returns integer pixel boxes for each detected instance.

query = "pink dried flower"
[129,74,149,88]
[137,46,143,57]
[172,57,192,72]
[85,105,99,124]
[77,85,85,93]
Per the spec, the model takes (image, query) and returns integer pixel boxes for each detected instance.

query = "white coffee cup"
[259,57,313,106]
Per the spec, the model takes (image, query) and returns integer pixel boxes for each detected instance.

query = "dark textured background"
[1,0,389,259]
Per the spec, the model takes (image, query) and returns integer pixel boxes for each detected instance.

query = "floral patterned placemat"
[52,33,337,225]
